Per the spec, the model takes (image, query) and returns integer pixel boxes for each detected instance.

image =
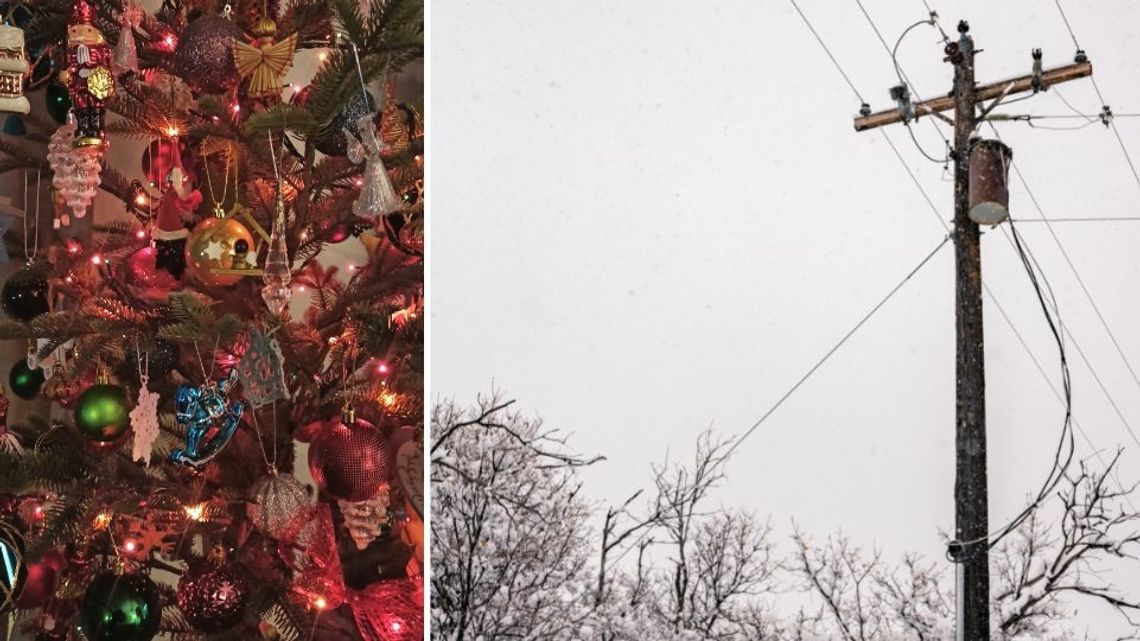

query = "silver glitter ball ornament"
[247,472,311,538]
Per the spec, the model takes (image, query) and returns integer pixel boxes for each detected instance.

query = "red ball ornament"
[175,556,249,633]
[16,549,66,609]
[308,410,393,501]
[124,246,178,294]
[141,138,194,187]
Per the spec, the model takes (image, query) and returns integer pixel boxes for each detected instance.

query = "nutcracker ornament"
[0,24,30,115]
[64,0,114,147]
[231,16,297,101]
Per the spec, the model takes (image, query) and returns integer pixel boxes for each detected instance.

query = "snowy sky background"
[431,1,1140,634]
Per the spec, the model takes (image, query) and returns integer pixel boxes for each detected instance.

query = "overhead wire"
[724,233,950,460]
[853,0,951,163]
[788,0,867,105]
[781,0,1123,557]
[987,123,1140,450]
[908,1,1118,550]
[1053,0,1140,195]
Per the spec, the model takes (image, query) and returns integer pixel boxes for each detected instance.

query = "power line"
[1053,0,1082,51]
[726,234,950,459]
[1010,216,1140,223]
[988,123,1140,449]
[791,0,1129,541]
[788,0,866,105]
[853,0,951,162]
[1051,1,1140,197]
[996,225,1140,452]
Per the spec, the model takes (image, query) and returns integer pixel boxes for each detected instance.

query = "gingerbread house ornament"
[0,25,29,115]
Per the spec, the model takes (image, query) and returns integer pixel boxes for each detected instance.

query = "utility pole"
[852,20,1092,641]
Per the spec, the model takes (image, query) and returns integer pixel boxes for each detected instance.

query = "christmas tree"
[0,0,423,637]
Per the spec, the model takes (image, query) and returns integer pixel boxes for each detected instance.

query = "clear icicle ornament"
[347,113,401,219]
[112,2,142,75]
[47,115,102,219]
[261,181,292,315]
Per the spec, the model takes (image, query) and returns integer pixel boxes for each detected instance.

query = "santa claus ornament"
[152,142,202,280]
[64,0,114,147]
[0,25,30,115]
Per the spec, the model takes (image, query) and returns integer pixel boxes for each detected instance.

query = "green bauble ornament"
[8,361,44,400]
[73,383,131,443]
[80,572,161,641]
[44,81,70,125]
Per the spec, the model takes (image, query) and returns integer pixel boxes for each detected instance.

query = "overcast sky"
[432,1,1140,634]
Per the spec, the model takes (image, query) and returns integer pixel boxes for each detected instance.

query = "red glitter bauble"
[307,415,393,501]
[16,549,66,609]
[125,246,178,292]
[175,561,249,633]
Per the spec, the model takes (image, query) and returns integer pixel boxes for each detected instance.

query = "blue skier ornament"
[170,369,244,468]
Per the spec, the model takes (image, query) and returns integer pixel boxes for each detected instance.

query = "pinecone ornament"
[338,486,390,550]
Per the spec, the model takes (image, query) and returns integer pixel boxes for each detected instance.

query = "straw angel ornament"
[232,16,297,100]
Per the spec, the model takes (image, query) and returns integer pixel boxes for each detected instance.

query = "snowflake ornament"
[130,375,160,465]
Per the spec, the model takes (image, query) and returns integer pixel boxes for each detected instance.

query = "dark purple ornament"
[173,15,243,94]
[175,560,249,633]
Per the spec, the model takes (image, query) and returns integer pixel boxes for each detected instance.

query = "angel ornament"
[347,114,402,219]
[232,16,297,101]
[112,2,142,75]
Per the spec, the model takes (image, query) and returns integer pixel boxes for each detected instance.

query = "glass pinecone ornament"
[8,360,44,399]
[172,15,243,94]
[247,471,310,538]
[73,382,131,444]
[175,551,249,633]
[338,490,389,550]
[1,268,48,321]
[79,572,161,641]
[47,117,102,219]
[308,408,394,501]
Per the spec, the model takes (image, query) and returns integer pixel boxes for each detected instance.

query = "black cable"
[853,0,951,163]
[788,0,866,105]
[725,234,951,459]
[1053,0,1082,51]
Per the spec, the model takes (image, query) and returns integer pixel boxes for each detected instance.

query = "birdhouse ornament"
[0,25,30,115]
[64,0,115,147]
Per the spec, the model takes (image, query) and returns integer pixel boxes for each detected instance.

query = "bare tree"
[432,394,1140,641]
[430,395,601,640]
[992,452,1140,640]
